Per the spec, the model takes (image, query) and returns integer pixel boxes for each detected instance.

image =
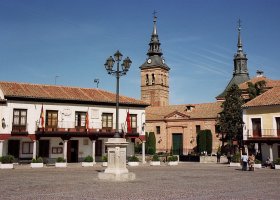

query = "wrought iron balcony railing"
[247,129,280,138]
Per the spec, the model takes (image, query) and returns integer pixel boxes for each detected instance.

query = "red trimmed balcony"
[11,124,28,135]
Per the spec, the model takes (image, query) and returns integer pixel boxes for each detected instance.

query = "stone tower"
[216,20,250,100]
[140,14,170,107]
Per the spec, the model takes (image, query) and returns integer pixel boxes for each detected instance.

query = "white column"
[142,141,146,164]
[63,140,68,162]
[269,145,273,161]
[92,140,96,160]
[0,140,4,157]
[32,140,37,159]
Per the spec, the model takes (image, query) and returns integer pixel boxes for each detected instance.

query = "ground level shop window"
[22,142,33,154]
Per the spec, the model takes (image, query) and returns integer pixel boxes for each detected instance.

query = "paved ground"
[0,162,279,200]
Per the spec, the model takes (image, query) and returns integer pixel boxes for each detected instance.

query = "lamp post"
[104,50,132,138]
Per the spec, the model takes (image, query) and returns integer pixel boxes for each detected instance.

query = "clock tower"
[140,14,170,107]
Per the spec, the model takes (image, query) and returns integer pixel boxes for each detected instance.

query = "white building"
[0,81,148,163]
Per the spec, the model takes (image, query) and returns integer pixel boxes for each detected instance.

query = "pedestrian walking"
[217,151,221,163]
[241,153,248,171]
[248,153,255,171]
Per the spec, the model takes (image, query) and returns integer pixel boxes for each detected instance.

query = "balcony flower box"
[55,162,67,168]
[82,162,94,167]
[167,155,179,166]
[168,161,178,166]
[31,163,44,168]
[274,158,280,169]
[254,164,262,169]
[127,155,140,166]
[150,161,160,166]
[0,155,15,169]
[55,157,67,168]
[275,165,280,170]
[102,155,107,167]
[0,163,14,169]
[230,162,241,167]
[82,155,95,167]
[150,154,160,166]
[128,162,139,166]
[30,157,44,168]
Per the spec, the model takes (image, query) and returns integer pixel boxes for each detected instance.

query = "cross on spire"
[238,19,242,31]
[153,10,157,18]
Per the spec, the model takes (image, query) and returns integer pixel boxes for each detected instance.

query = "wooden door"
[39,140,49,158]
[172,134,183,155]
[8,140,20,158]
[252,118,262,137]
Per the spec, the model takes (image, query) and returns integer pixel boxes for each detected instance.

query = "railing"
[247,129,280,138]
[12,124,28,134]
[36,121,142,133]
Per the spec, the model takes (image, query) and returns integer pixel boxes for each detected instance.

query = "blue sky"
[0,0,279,104]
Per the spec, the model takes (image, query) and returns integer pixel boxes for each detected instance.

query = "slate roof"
[0,81,149,107]
[243,86,280,108]
[146,102,222,121]
[216,73,250,100]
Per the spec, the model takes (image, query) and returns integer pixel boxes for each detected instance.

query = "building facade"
[145,103,222,155]
[0,81,148,163]
[243,86,280,162]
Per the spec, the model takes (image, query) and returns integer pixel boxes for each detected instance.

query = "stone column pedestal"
[98,138,135,181]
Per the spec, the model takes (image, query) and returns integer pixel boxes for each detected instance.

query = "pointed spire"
[153,10,157,35]
[147,10,162,57]
[237,19,243,52]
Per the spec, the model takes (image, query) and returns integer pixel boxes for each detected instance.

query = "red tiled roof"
[243,86,280,108]
[239,76,280,90]
[0,81,149,106]
[146,102,222,121]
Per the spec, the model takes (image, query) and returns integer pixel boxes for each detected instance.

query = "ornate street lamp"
[104,50,132,138]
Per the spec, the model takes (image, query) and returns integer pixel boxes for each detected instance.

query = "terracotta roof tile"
[243,86,280,108]
[146,102,222,121]
[239,76,280,90]
[0,81,149,106]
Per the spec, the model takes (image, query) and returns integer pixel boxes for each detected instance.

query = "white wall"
[0,100,146,134]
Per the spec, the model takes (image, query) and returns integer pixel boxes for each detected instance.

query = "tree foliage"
[217,84,244,149]
[247,80,266,100]
[146,132,156,155]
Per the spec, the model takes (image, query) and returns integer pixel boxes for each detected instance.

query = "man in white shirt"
[241,153,248,171]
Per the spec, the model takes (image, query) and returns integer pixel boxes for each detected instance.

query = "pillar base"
[98,172,136,181]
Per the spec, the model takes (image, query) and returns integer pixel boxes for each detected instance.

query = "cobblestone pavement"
[0,162,279,200]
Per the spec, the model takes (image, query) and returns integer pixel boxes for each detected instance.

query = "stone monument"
[98,138,136,181]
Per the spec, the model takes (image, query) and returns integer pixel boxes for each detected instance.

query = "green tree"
[145,132,149,153]
[145,132,156,155]
[205,130,213,154]
[247,80,266,100]
[217,84,244,152]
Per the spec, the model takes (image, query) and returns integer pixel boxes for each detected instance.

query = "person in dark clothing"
[217,151,221,163]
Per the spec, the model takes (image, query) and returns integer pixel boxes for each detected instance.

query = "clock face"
[147,59,152,64]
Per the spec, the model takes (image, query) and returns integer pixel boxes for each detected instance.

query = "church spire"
[233,19,248,75]
[216,19,250,101]
[153,11,157,35]
[147,11,162,57]
[237,19,243,52]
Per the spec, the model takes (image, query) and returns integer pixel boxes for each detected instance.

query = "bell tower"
[216,19,250,100]
[140,13,170,107]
